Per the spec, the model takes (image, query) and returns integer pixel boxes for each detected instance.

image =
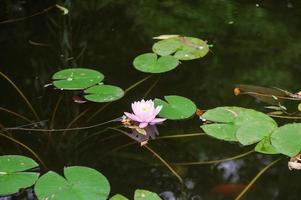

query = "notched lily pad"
[154,95,196,120]
[133,53,179,73]
[201,107,277,145]
[110,194,129,200]
[84,85,124,103]
[152,36,209,60]
[52,68,104,90]
[271,123,301,157]
[0,155,39,196]
[35,166,110,200]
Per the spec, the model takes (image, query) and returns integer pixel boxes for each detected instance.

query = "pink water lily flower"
[124,99,166,128]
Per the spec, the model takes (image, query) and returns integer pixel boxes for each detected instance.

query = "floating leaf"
[255,136,279,154]
[0,155,39,195]
[152,39,182,56]
[201,107,277,145]
[134,189,161,200]
[84,85,124,103]
[201,124,237,142]
[110,194,129,200]
[271,123,301,157]
[52,68,104,90]
[35,166,110,200]
[154,95,196,120]
[152,37,209,60]
[133,53,179,73]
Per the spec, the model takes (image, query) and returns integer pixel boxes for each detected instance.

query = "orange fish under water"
[211,183,247,196]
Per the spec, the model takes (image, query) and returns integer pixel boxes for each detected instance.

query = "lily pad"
[52,68,104,90]
[154,95,196,120]
[133,53,179,73]
[271,123,301,157]
[201,124,237,142]
[110,194,129,200]
[152,37,209,60]
[134,189,161,200]
[255,137,279,154]
[0,155,39,195]
[84,85,124,103]
[201,107,277,145]
[35,166,110,200]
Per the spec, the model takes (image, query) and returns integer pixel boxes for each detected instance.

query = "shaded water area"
[1,0,301,199]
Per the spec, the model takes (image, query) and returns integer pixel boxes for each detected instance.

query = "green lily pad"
[0,155,39,195]
[134,189,161,200]
[271,123,301,157]
[84,85,124,103]
[152,37,209,60]
[35,166,110,200]
[201,107,277,145]
[154,95,196,120]
[255,137,279,154]
[110,194,129,200]
[52,68,104,90]
[133,53,179,73]
[201,124,238,142]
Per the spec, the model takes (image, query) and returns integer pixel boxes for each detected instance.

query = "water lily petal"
[150,118,166,124]
[124,112,143,122]
[139,122,149,128]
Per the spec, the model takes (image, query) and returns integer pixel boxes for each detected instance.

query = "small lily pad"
[84,85,124,103]
[271,123,301,157]
[134,189,161,200]
[35,166,110,200]
[201,107,277,145]
[0,155,39,195]
[255,137,279,154]
[52,68,104,90]
[110,194,129,200]
[152,37,209,60]
[154,95,196,120]
[133,53,179,73]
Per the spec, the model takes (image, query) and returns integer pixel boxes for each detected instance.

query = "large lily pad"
[134,189,161,200]
[84,85,124,103]
[201,107,277,145]
[0,155,39,195]
[271,123,301,157]
[52,68,104,90]
[133,53,179,73]
[35,166,110,200]
[154,95,196,120]
[152,37,209,60]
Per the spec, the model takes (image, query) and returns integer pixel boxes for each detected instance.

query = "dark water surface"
[1,0,301,199]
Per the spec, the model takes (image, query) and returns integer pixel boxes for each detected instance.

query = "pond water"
[1,0,301,199]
